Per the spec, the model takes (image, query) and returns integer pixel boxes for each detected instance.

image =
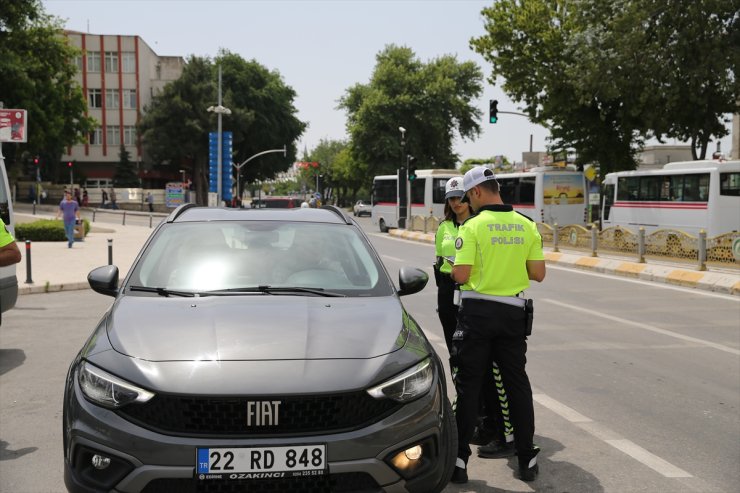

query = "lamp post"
[233,145,287,204]
[207,65,231,206]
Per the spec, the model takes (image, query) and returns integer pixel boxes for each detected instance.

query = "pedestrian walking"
[56,190,81,248]
[101,189,108,208]
[109,188,118,209]
[146,192,154,212]
[73,187,81,205]
[436,177,514,459]
[82,188,89,207]
[449,166,546,484]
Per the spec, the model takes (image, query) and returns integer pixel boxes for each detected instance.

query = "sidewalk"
[388,229,740,296]
[15,211,156,295]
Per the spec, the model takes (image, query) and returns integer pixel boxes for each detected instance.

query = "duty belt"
[460,291,526,308]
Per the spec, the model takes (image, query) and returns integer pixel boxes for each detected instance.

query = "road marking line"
[533,393,592,423]
[605,439,692,478]
[541,298,740,356]
[534,393,693,478]
[381,254,405,262]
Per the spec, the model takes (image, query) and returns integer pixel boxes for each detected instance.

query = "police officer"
[449,166,545,483]
[434,177,471,349]
[436,177,515,458]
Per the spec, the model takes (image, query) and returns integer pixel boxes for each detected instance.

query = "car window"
[128,221,392,296]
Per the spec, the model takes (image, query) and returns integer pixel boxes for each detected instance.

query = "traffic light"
[407,155,418,181]
[34,156,39,165]
[67,161,73,168]
[489,99,498,124]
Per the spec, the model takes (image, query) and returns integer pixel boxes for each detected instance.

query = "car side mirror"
[88,265,119,297]
[397,267,428,296]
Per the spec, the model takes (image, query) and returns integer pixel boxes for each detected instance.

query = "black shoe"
[469,426,497,445]
[518,446,540,482]
[477,439,516,459]
[450,466,468,484]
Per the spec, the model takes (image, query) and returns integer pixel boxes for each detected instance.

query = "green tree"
[0,0,95,181]
[138,51,306,205]
[339,45,483,178]
[470,0,739,175]
[113,146,140,187]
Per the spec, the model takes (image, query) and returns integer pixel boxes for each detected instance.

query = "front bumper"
[64,376,450,493]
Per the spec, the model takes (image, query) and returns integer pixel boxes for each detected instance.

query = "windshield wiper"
[207,285,346,297]
[128,285,201,297]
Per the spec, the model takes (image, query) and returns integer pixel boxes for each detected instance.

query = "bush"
[15,219,90,241]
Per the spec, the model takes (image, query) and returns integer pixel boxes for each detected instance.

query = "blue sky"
[43,0,733,165]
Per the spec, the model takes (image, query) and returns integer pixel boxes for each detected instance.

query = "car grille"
[140,473,382,493]
[118,392,401,436]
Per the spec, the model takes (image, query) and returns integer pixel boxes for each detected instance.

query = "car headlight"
[78,361,154,409]
[367,359,433,402]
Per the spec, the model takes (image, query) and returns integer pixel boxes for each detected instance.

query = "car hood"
[107,294,406,362]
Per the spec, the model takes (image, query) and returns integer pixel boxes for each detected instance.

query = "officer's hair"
[444,200,474,222]
[478,179,500,194]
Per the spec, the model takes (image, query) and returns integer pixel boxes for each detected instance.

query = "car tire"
[429,397,458,493]
[379,219,388,233]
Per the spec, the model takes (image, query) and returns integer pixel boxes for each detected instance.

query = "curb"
[388,229,740,296]
[18,281,91,295]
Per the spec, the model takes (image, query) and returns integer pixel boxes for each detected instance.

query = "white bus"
[495,167,588,225]
[600,160,740,237]
[0,160,18,317]
[371,169,459,232]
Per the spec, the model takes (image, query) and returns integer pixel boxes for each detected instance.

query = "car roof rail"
[320,205,352,225]
[166,203,199,223]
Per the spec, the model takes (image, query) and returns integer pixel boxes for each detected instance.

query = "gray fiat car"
[63,205,456,492]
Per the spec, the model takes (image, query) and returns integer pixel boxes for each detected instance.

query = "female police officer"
[449,166,545,483]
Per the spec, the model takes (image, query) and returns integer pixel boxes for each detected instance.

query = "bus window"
[519,177,535,205]
[639,175,662,201]
[617,177,638,200]
[373,179,396,203]
[432,178,448,204]
[683,173,709,202]
[668,175,684,201]
[498,178,517,204]
[720,172,740,196]
[410,179,425,205]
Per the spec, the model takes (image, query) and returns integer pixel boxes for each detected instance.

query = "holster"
[524,298,534,336]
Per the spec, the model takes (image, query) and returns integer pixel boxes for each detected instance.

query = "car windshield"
[126,221,393,297]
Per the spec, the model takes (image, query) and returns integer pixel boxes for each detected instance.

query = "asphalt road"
[0,215,738,493]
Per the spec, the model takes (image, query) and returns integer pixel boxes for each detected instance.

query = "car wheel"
[429,397,458,493]
[379,219,388,233]
[353,211,357,216]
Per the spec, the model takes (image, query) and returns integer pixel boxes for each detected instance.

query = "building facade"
[62,31,185,185]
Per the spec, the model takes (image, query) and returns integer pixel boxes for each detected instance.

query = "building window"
[73,55,83,71]
[86,51,101,72]
[121,52,136,73]
[106,89,120,109]
[88,89,102,109]
[89,127,102,145]
[123,126,136,146]
[107,126,121,146]
[105,51,119,72]
[122,89,137,109]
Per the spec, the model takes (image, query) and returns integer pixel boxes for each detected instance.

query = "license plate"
[196,445,327,480]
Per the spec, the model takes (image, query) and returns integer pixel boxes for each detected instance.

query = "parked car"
[353,199,372,216]
[63,204,457,493]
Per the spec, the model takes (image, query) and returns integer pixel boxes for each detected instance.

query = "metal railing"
[406,215,740,270]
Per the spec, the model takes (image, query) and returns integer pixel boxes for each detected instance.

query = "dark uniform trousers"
[438,275,504,438]
[451,298,534,462]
